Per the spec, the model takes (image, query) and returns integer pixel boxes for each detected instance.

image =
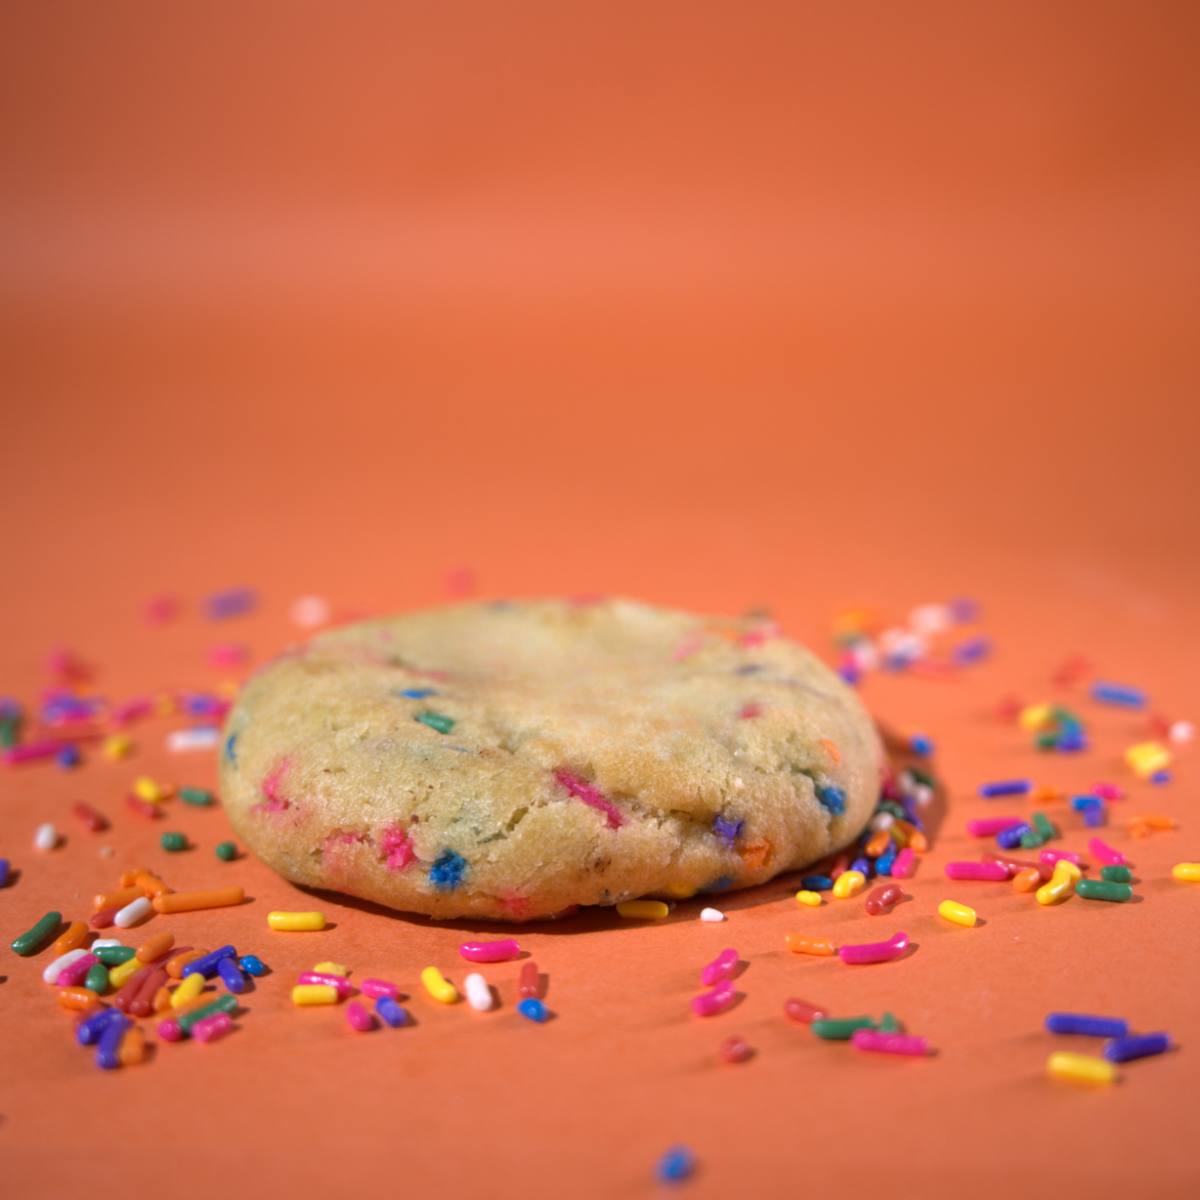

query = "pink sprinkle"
[891,847,917,879]
[1040,848,1082,866]
[701,948,739,988]
[346,1002,375,1032]
[966,817,1026,837]
[738,702,765,720]
[251,797,290,815]
[359,979,401,1001]
[944,862,1009,882]
[838,931,909,966]
[261,757,291,804]
[55,954,100,987]
[673,634,704,662]
[691,980,736,1017]
[112,697,154,726]
[3,740,66,765]
[554,770,625,829]
[208,642,249,670]
[157,1018,183,1042]
[1092,782,1125,801]
[1088,838,1126,866]
[459,939,521,964]
[443,566,477,599]
[193,1012,233,1043]
[850,1028,929,1056]
[739,623,778,649]
[142,595,180,625]
[378,824,416,871]
[298,972,354,998]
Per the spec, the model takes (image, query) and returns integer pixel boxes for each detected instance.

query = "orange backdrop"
[1,3,1199,1195]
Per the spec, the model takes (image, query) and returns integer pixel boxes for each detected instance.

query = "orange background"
[2,3,1199,1195]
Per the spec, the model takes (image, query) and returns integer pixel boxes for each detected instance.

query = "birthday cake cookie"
[218,598,883,921]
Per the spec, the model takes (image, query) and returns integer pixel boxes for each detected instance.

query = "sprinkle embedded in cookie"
[218,598,883,922]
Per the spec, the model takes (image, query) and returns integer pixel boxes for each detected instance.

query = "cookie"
[218,598,883,921]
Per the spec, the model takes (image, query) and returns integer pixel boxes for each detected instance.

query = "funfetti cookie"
[218,598,883,922]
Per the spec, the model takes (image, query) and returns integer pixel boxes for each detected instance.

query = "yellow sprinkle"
[795,890,822,907]
[102,734,134,761]
[832,870,865,899]
[1056,859,1082,881]
[313,961,349,976]
[267,911,326,932]
[1047,1052,1117,1085]
[421,966,459,1004]
[1172,863,1200,882]
[171,972,205,1008]
[1018,703,1055,732]
[1125,741,1172,779]
[661,882,695,899]
[133,776,164,802]
[154,692,177,716]
[938,900,976,927]
[292,984,338,1006]
[615,899,670,919]
[108,955,144,988]
[1036,863,1076,906]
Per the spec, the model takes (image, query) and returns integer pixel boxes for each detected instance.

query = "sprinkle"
[208,642,249,670]
[701,948,739,988]
[33,823,58,851]
[1104,1033,1170,1062]
[421,966,459,1004]
[1076,879,1132,902]
[691,980,736,1017]
[42,948,90,984]
[193,1012,235,1042]
[95,1013,132,1069]
[864,884,904,915]
[1169,720,1195,744]
[1091,681,1147,708]
[996,823,1033,850]
[978,779,1032,799]
[783,997,829,1024]
[215,841,238,861]
[719,1034,751,1063]
[268,911,326,932]
[831,870,865,899]
[399,687,438,699]
[967,816,1025,837]
[376,996,408,1027]
[1088,838,1125,866]
[154,886,244,913]
[1129,812,1175,831]
[784,935,836,956]
[518,961,540,998]
[711,814,744,844]
[838,931,908,964]
[0,858,9,888]
[815,784,847,815]
[801,874,833,891]
[177,993,238,1034]
[217,957,246,993]
[1125,741,1171,779]
[56,745,80,769]
[114,897,153,928]
[125,795,160,819]
[2,738,66,765]
[459,939,520,963]
[616,899,669,919]
[699,907,725,922]
[795,890,822,907]
[1171,863,1200,882]
[554,770,625,829]
[1039,848,1081,866]
[160,832,187,852]
[429,850,467,890]
[463,973,494,1012]
[52,921,89,956]
[1036,862,1078,905]
[133,776,167,802]
[1046,1012,1128,1037]
[938,901,976,927]
[290,595,331,628]
[359,979,400,1001]
[203,587,258,621]
[102,734,134,761]
[812,1016,876,1040]
[952,636,991,665]
[292,984,339,1006]
[314,961,349,976]
[656,1147,695,1184]
[296,972,353,997]
[72,802,107,832]
[135,931,175,963]
[851,1029,929,1056]
[414,710,455,734]
[167,727,221,753]
[891,847,917,879]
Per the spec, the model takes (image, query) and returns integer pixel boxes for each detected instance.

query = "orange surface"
[2,4,1200,1195]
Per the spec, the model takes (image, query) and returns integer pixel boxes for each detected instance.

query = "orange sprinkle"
[152,985,174,1013]
[864,829,891,858]
[57,986,99,1010]
[134,871,172,897]
[94,886,146,912]
[136,931,175,963]
[1012,867,1042,893]
[169,988,218,1016]
[153,886,244,914]
[52,921,89,957]
[820,738,842,764]
[117,1025,147,1066]
[893,820,929,853]
[1129,813,1175,830]
[737,838,772,870]
[784,935,837,956]
[166,948,207,979]
[119,867,153,888]
[1032,786,1064,803]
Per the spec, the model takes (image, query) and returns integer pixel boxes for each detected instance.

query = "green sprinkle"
[96,944,137,966]
[1076,879,1132,903]
[11,911,62,956]
[84,963,109,994]
[1019,830,1045,850]
[878,1011,900,1032]
[161,832,187,852]
[178,992,237,1035]
[811,1016,876,1041]
[415,710,456,735]
[1032,811,1056,839]
[1100,864,1132,884]
[905,766,936,789]
[876,801,909,821]
[0,718,16,749]
[215,841,238,861]
[1035,732,1059,751]
[178,787,213,806]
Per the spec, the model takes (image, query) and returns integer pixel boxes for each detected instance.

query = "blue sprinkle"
[850,856,873,878]
[1104,1032,1170,1062]
[204,587,258,621]
[1045,1012,1128,1038]
[815,784,846,816]
[1082,806,1106,828]
[698,876,733,893]
[952,635,991,665]
[908,732,935,755]
[979,779,1031,799]
[1150,770,1172,785]
[56,744,80,769]
[398,688,438,699]
[1070,795,1103,812]
[1090,680,1147,709]
[996,823,1033,850]
[711,814,744,844]
[517,997,548,1022]
[1055,732,1088,753]
[224,733,238,764]
[876,845,897,875]
[656,1146,696,1183]
[801,874,832,891]
[238,955,267,977]
[949,596,981,624]
[376,996,408,1027]
[838,660,861,686]
[734,664,764,675]
[430,850,467,890]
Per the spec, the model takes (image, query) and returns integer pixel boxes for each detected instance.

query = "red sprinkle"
[72,802,108,833]
[719,1035,752,1063]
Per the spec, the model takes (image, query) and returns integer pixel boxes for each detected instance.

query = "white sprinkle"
[732,777,744,790]
[463,972,494,1012]
[33,823,58,852]
[114,896,153,928]
[100,846,114,857]
[1169,720,1194,745]
[166,726,220,753]
[43,948,89,984]
[700,908,725,922]
[290,595,331,628]
[913,783,934,807]
[908,603,952,636]
[869,812,895,832]
[90,939,122,951]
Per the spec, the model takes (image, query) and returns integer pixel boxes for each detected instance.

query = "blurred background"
[2,0,1198,654]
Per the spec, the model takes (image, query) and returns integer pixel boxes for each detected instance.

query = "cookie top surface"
[218,598,883,921]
